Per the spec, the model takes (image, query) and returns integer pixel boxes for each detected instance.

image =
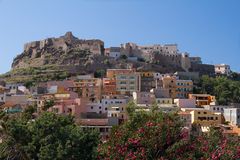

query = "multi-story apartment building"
[85,102,104,115]
[50,98,83,118]
[203,105,233,114]
[133,91,155,106]
[176,79,193,99]
[140,72,155,92]
[5,83,24,94]
[190,109,222,126]
[115,72,141,95]
[107,104,128,124]
[151,88,170,98]
[102,78,117,95]
[224,108,240,126]
[161,75,177,99]
[189,94,216,107]
[215,64,231,76]
[70,75,102,103]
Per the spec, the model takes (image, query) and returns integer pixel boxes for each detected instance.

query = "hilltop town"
[0,32,240,159]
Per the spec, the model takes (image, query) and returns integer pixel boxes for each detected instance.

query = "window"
[105,108,107,111]
[198,112,201,114]
[91,106,93,109]
[204,112,207,114]
[99,106,102,109]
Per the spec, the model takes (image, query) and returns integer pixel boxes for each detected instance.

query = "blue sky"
[0,0,240,74]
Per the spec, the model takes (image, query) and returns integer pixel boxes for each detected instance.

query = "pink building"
[49,98,84,117]
[46,88,89,118]
[174,98,196,108]
[133,91,156,106]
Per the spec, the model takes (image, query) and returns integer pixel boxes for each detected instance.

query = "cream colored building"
[190,109,221,126]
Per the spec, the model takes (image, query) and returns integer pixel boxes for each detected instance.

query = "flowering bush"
[98,108,240,160]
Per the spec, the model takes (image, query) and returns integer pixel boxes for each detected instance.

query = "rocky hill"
[12,32,104,69]
[1,32,184,83]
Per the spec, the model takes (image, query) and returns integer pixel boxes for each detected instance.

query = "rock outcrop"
[12,32,104,69]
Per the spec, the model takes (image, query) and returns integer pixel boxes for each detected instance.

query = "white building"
[215,64,231,76]
[102,98,127,109]
[223,108,240,126]
[86,102,104,114]
[109,47,121,59]
[203,105,233,114]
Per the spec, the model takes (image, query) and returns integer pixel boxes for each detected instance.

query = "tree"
[43,100,55,111]
[94,69,106,78]
[0,112,99,160]
[195,76,240,105]
[119,54,128,60]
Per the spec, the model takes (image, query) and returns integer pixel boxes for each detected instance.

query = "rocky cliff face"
[12,32,104,69]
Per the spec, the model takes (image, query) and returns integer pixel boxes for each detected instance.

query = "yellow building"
[162,76,177,98]
[116,72,141,95]
[189,94,216,107]
[190,109,221,126]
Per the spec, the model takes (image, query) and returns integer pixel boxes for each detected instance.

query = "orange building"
[102,78,117,95]
[189,94,216,107]
[106,69,135,78]
[70,75,102,103]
